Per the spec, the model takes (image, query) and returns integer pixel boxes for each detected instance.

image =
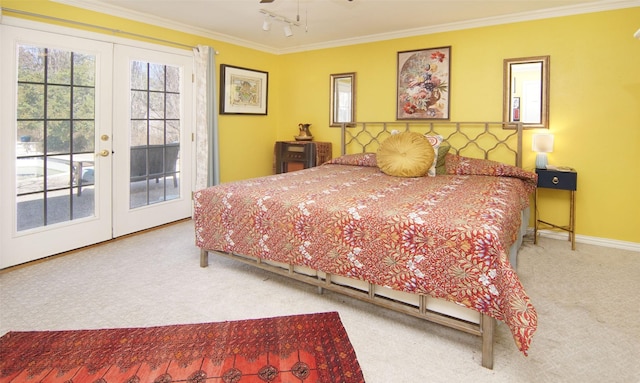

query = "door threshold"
[1,218,192,273]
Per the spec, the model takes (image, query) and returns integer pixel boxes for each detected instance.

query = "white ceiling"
[55,0,635,53]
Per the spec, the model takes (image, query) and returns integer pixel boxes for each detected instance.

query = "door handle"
[97,149,110,157]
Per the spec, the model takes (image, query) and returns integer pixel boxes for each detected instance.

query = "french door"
[0,25,193,268]
[112,45,193,237]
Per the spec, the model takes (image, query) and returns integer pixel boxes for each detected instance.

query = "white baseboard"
[533,229,640,252]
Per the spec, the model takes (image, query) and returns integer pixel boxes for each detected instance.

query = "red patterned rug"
[0,312,364,383]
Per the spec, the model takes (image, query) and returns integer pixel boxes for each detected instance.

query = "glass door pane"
[129,61,181,209]
[15,45,96,231]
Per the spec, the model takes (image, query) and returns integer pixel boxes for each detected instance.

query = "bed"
[194,121,537,369]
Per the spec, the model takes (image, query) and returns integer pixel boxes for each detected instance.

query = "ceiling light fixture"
[262,16,271,31]
[259,9,302,37]
[283,23,293,37]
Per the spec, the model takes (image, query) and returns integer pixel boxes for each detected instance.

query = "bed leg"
[200,249,209,268]
[481,314,495,369]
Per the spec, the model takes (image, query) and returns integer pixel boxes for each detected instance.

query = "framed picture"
[220,64,268,115]
[397,46,451,120]
[512,96,521,121]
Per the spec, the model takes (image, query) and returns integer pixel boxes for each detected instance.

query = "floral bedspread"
[194,155,538,355]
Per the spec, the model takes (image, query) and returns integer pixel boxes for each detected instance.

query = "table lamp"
[532,133,554,169]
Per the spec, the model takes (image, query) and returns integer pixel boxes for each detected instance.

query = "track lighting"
[283,23,293,37]
[259,9,302,37]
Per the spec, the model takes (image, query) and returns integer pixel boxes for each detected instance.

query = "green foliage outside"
[17,46,96,155]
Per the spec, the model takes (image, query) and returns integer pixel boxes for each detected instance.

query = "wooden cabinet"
[274,141,332,174]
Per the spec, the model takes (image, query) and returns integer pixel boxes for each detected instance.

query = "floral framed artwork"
[397,46,451,120]
[220,64,268,115]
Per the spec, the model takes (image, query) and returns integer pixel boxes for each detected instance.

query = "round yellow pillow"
[376,132,435,177]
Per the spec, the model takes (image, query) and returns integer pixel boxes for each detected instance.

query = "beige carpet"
[1,220,638,382]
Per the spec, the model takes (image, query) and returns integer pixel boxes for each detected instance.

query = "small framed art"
[220,64,268,115]
[397,46,451,120]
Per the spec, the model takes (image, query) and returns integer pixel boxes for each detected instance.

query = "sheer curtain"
[193,45,219,190]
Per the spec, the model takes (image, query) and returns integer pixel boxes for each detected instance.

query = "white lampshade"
[532,133,554,153]
[532,133,554,169]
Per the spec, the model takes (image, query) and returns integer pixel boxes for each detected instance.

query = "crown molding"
[51,0,277,53]
[281,0,640,54]
[52,0,640,55]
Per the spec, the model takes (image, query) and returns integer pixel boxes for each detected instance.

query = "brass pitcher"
[298,123,312,138]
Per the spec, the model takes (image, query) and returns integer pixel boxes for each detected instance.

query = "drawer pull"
[552,176,559,184]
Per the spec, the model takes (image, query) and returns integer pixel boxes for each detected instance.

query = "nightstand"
[534,168,577,250]
[274,141,332,174]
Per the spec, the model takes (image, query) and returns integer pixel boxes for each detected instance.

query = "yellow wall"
[2,1,639,244]
[278,9,640,244]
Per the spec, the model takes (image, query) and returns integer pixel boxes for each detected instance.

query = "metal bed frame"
[340,121,523,167]
[200,121,525,369]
